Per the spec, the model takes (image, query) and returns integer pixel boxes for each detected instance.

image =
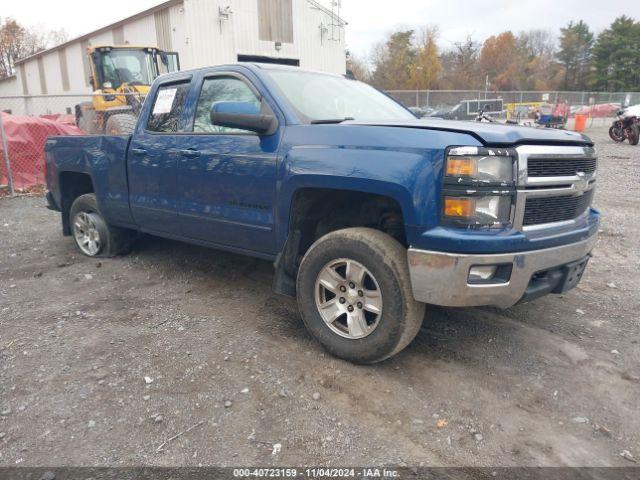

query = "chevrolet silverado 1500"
[45,63,599,363]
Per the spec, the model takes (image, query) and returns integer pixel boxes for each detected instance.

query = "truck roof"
[156,62,345,81]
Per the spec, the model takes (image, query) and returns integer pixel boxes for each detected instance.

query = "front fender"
[276,145,434,249]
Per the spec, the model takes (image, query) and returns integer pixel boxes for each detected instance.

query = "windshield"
[99,49,157,88]
[264,70,414,122]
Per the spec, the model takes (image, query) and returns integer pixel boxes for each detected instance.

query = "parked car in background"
[44,64,599,364]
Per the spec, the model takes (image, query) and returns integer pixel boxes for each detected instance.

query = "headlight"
[444,195,512,226]
[441,146,516,228]
[446,147,514,184]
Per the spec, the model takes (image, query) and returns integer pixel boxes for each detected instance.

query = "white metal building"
[0,0,346,114]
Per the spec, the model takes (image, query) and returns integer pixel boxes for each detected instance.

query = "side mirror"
[210,101,277,135]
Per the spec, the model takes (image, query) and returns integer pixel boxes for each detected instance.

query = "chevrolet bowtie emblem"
[574,172,589,194]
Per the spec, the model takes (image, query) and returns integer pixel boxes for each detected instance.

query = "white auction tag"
[153,88,177,114]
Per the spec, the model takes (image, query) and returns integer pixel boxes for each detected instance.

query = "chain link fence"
[0,89,637,196]
[386,89,640,110]
[386,89,639,126]
[1,93,144,196]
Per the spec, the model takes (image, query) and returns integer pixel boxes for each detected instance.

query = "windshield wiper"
[310,117,354,124]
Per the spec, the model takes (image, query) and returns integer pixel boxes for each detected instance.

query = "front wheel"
[70,194,133,257]
[296,228,425,364]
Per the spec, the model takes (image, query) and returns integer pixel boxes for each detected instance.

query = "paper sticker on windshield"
[153,88,177,114]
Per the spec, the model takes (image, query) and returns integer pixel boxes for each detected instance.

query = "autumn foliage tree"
[439,37,481,89]
[479,32,521,90]
[0,17,68,79]
[357,15,639,93]
[408,27,442,90]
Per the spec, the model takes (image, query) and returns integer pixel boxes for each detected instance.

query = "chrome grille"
[527,157,597,177]
[523,190,594,226]
[514,145,597,230]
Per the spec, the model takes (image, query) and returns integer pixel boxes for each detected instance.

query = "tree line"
[0,17,68,80]
[348,16,640,92]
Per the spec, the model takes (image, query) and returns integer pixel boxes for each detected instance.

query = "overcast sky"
[2,0,633,56]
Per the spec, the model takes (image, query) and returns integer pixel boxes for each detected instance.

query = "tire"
[105,113,137,135]
[628,124,640,146]
[69,193,133,257]
[609,126,625,143]
[296,227,425,364]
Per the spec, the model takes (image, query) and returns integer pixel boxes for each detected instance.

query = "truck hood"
[345,118,592,147]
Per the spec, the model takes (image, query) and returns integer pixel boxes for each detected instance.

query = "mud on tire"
[296,227,425,364]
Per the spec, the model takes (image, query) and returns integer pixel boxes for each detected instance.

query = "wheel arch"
[273,181,413,297]
[59,171,95,235]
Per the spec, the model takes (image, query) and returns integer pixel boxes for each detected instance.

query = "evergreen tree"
[557,21,594,91]
[590,16,640,91]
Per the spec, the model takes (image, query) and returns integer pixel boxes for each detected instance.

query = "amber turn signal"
[446,157,478,177]
[444,197,475,218]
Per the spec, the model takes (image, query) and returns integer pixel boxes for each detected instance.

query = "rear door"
[127,78,192,234]
[175,71,281,254]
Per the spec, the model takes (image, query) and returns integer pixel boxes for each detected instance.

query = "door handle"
[180,149,201,158]
[131,148,147,156]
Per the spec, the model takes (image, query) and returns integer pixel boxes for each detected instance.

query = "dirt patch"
[0,127,638,467]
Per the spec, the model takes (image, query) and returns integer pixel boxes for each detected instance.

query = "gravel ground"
[0,126,638,467]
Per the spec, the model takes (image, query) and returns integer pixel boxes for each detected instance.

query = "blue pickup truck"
[44,63,599,363]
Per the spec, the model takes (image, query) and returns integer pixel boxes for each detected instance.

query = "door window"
[193,76,261,134]
[146,81,190,133]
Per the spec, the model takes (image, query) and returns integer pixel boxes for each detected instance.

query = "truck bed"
[45,134,134,228]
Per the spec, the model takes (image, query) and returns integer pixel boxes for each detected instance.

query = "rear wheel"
[296,227,425,364]
[70,194,133,257]
[628,124,640,146]
[105,113,137,135]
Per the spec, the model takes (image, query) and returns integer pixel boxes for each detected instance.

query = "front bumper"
[407,235,597,308]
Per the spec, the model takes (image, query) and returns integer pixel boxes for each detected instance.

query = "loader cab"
[89,46,180,91]
[77,46,180,135]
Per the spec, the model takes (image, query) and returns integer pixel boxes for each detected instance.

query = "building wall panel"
[89,30,114,46]
[58,49,70,91]
[67,43,93,93]
[123,15,157,46]
[0,76,19,96]
[42,53,64,93]
[169,4,187,61]
[23,60,41,96]
[113,25,125,44]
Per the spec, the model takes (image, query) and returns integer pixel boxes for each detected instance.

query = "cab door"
[127,77,192,234]
[175,71,281,254]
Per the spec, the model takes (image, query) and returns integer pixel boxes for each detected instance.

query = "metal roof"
[15,0,347,66]
[15,0,181,65]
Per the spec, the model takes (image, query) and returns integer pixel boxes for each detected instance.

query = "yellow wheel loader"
[75,46,180,134]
